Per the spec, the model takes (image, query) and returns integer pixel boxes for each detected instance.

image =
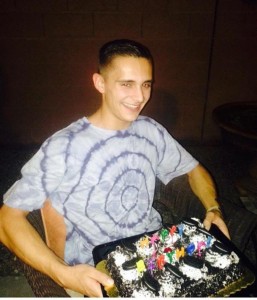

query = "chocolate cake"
[104,218,243,297]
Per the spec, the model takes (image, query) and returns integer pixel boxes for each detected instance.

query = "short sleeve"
[4,135,69,211]
[155,124,199,184]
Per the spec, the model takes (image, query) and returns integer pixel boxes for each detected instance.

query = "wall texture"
[0,0,256,145]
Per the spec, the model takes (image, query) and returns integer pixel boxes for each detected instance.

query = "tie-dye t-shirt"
[4,116,198,265]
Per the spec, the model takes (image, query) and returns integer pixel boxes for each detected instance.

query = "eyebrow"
[117,80,153,83]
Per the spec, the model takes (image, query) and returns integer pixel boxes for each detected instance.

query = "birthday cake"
[104,218,243,297]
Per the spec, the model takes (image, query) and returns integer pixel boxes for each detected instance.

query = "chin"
[118,110,142,127]
[124,115,140,123]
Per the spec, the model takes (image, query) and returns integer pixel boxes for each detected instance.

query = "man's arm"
[0,204,113,297]
[187,164,230,239]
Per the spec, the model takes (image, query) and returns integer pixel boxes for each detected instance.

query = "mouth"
[123,102,142,111]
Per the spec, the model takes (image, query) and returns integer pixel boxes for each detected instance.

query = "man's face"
[98,56,153,130]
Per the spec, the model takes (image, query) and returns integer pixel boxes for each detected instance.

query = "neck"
[87,109,132,131]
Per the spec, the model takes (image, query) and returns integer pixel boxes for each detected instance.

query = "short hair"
[98,39,153,73]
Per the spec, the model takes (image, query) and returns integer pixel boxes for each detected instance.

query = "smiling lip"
[123,102,142,110]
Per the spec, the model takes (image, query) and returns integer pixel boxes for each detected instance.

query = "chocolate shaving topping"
[212,241,230,254]
[198,227,213,237]
[165,263,184,278]
[142,271,160,292]
[183,255,204,269]
[121,240,137,252]
[182,218,199,227]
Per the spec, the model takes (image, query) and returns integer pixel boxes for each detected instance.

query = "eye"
[143,82,152,89]
[121,82,132,87]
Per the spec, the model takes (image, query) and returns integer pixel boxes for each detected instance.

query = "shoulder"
[46,118,89,142]
[136,115,165,129]
[135,115,170,137]
[40,118,89,153]
[53,117,89,138]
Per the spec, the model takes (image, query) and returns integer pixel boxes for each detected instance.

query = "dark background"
[0,0,256,146]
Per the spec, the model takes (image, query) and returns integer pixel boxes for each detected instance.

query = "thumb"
[93,268,114,288]
[102,275,114,288]
[203,213,231,240]
[203,214,212,231]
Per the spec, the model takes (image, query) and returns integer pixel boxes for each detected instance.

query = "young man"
[0,39,229,297]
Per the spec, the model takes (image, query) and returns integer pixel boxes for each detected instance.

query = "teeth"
[124,103,139,108]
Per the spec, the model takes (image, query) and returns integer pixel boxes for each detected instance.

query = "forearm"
[187,164,220,211]
[0,205,66,286]
[187,164,230,239]
[0,204,114,296]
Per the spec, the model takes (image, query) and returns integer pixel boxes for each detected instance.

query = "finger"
[86,273,114,298]
[203,214,212,231]
[86,281,104,298]
[204,213,231,240]
[90,267,114,288]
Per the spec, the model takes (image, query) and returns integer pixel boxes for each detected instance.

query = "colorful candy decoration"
[164,247,172,253]
[135,221,211,276]
[178,224,184,238]
[136,259,146,273]
[176,247,185,259]
[169,225,176,236]
[186,243,195,256]
[150,234,159,249]
[169,225,176,243]
[147,257,156,275]
[197,241,206,257]
[157,254,166,270]
[166,250,176,263]
[160,228,169,242]
[206,236,212,248]
[140,237,149,248]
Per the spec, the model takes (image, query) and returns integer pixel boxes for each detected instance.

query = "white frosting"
[231,251,240,264]
[164,233,179,245]
[179,264,205,280]
[158,273,177,297]
[132,288,155,298]
[135,243,153,257]
[205,251,230,269]
[119,267,140,281]
[113,252,128,266]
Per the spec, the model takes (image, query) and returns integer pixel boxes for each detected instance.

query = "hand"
[203,211,231,240]
[0,205,114,297]
[59,264,114,297]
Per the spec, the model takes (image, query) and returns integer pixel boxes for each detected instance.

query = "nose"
[134,85,145,103]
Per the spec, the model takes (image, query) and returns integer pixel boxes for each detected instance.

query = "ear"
[92,73,105,94]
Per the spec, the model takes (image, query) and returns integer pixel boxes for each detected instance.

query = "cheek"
[116,88,132,99]
[143,89,151,101]
[109,84,124,94]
